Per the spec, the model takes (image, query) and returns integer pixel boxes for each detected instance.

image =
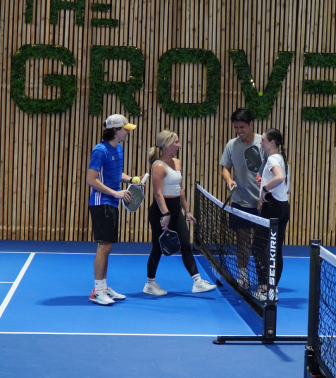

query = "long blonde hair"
[148,130,178,168]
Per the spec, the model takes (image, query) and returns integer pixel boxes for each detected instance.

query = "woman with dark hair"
[143,130,217,296]
[254,128,291,301]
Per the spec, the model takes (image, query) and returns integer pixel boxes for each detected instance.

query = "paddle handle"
[141,173,150,184]
[222,186,236,209]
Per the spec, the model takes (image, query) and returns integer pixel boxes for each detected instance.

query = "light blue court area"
[0,252,254,335]
[0,242,313,378]
[0,334,305,378]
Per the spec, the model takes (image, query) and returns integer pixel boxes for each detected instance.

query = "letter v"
[229,50,294,119]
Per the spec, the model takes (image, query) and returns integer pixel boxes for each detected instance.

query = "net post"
[304,239,321,377]
[262,218,278,342]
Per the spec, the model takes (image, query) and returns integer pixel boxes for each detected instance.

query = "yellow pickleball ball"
[258,91,263,96]
[132,176,141,184]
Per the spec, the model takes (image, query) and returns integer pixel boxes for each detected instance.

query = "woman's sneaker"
[89,289,114,305]
[253,290,267,302]
[143,282,167,296]
[106,287,126,300]
[192,280,217,293]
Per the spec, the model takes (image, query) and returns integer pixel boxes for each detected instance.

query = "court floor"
[0,241,317,378]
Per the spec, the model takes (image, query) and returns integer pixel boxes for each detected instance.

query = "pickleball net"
[193,183,274,315]
[305,242,336,378]
[193,183,307,344]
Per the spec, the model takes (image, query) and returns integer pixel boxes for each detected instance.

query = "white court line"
[0,331,307,337]
[284,256,309,259]
[0,253,35,318]
[0,332,219,336]
[0,251,190,256]
[0,282,14,284]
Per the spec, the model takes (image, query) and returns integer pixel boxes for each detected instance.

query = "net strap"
[196,184,270,228]
[320,246,336,267]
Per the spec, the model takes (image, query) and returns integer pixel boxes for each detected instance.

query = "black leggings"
[254,194,289,286]
[147,197,199,279]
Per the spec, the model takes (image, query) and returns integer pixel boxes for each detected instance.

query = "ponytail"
[280,144,289,185]
[148,146,160,169]
[147,130,177,169]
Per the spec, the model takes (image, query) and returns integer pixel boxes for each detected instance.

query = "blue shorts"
[229,202,259,230]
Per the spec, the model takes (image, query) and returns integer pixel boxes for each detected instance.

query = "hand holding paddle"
[159,227,181,256]
[122,173,150,212]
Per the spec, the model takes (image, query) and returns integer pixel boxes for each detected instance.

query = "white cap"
[104,114,137,130]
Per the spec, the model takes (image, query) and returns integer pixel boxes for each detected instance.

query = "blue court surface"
[0,241,320,378]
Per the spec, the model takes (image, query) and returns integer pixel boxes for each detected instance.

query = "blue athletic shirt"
[88,141,123,208]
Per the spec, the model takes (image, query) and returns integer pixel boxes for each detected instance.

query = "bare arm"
[260,165,286,202]
[176,159,196,225]
[222,166,236,190]
[86,168,131,201]
[151,162,169,215]
[121,173,132,184]
[263,165,285,191]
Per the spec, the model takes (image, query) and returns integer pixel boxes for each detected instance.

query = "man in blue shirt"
[87,114,137,305]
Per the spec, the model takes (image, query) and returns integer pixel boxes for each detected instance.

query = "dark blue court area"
[0,241,322,378]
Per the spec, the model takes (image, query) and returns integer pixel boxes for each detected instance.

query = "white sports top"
[152,160,182,196]
[260,154,290,202]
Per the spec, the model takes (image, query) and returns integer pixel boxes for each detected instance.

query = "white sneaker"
[89,289,114,305]
[253,290,267,302]
[192,280,217,293]
[143,282,167,296]
[106,287,126,300]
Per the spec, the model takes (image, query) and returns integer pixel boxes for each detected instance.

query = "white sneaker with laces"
[106,287,126,300]
[253,290,267,302]
[89,289,114,305]
[192,280,217,293]
[143,282,167,296]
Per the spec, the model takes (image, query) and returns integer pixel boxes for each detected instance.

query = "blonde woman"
[143,130,216,296]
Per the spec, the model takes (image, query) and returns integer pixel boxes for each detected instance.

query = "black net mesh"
[194,185,270,298]
[316,256,336,378]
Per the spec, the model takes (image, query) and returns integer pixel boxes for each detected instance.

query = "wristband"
[262,186,269,193]
[185,211,190,214]
[161,212,170,217]
[129,177,133,183]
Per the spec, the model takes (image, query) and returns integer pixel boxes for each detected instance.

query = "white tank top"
[152,160,182,196]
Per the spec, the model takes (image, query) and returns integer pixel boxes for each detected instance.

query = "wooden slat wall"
[0,0,335,245]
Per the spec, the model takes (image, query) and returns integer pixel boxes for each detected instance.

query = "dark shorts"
[229,202,259,230]
[89,205,119,243]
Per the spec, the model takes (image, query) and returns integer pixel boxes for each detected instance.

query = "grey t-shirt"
[220,134,267,208]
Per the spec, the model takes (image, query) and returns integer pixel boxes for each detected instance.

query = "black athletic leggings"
[147,197,199,279]
[254,193,289,286]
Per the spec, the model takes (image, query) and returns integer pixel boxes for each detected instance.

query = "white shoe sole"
[192,285,217,293]
[108,294,126,300]
[143,288,167,296]
[89,297,114,305]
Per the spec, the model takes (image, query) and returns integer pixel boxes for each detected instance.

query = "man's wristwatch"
[262,186,269,193]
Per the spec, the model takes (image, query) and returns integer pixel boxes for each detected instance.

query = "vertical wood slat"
[0,0,336,245]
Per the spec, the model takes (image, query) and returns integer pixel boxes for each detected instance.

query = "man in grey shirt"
[220,108,267,290]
